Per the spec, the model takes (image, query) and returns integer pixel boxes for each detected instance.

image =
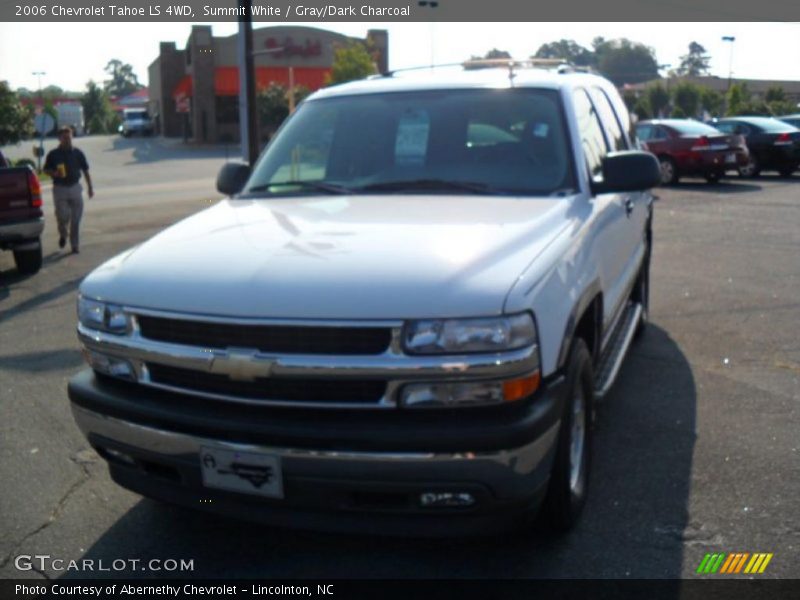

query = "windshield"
[243,89,576,197]
[125,111,149,121]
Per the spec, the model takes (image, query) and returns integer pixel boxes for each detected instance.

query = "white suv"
[70,61,659,535]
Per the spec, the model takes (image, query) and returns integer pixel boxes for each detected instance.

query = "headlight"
[77,296,128,334]
[403,313,536,355]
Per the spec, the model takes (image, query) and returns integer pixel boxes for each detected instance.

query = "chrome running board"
[594,302,642,400]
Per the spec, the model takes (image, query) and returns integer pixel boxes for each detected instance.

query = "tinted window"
[573,89,609,182]
[245,89,576,196]
[591,88,627,151]
[714,121,736,134]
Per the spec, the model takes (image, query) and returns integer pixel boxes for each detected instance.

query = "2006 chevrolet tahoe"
[69,60,660,535]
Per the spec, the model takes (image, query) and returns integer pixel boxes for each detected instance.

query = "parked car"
[635,119,748,185]
[0,165,44,274]
[711,117,800,177]
[68,62,660,535]
[778,114,800,129]
[121,108,154,137]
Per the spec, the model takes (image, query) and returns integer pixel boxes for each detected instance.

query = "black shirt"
[44,146,89,186]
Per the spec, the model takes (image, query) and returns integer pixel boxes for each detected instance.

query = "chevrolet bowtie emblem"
[207,349,276,381]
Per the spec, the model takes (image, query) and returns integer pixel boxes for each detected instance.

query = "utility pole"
[237,0,259,166]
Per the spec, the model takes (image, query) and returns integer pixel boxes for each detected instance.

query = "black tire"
[658,156,679,186]
[704,172,722,184]
[738,155,760,178]
[778,167,796,178]
[540,338,593,532]
[13,241,43,275]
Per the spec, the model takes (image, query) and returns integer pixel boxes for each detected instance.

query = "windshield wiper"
[357,179,501,195]
[247,180,355,195]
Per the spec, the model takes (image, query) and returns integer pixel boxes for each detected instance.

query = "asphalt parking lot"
[1,136,798,579]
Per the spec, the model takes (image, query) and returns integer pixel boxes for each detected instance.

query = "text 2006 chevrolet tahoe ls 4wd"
[69,62,660,535]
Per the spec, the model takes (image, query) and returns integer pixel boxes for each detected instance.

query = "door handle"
[625,198,634,216]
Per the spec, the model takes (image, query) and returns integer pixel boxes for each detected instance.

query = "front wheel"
[13,241,43,275]
[540,338,593,532]
[738,156,761,178]
[778,166,797,178]
[704,172,722,184]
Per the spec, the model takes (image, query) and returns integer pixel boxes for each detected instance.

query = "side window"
[715,122,735,134]
[591,88,628,151]
[736,124,752,136]
[651,126,669,141]
[635,124,652,142]
[573,89,609,182]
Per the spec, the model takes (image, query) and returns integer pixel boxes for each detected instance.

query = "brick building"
[148,25,388,142]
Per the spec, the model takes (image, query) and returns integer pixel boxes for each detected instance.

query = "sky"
[1,21,799,93]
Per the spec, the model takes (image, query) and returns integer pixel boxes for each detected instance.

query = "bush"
[15,158,36,170]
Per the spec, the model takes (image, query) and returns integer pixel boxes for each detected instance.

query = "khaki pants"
[53,183,84,251]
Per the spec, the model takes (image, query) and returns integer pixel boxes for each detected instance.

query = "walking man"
[44,126,94,253]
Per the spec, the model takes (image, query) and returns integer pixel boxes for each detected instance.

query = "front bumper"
[69,370,565,535]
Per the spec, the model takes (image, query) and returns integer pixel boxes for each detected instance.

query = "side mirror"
[216,162,251,196]
[594,151,660,194]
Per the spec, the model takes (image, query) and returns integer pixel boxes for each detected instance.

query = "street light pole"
[722,36,736,92]
[32,71,46,172]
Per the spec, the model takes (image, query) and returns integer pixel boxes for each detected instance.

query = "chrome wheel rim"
[569,385,586,493]
[659,160,674,184]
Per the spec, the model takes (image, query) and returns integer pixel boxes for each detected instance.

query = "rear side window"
[573,89,609,182]
[590,88,628,151]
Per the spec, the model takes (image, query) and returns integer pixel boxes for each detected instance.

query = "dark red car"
[635,119,749,185]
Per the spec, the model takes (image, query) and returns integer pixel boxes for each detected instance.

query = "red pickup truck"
[0,166,44,274]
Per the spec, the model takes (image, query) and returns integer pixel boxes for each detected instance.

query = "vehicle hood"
[81,195,573,319]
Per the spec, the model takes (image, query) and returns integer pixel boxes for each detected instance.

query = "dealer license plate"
[200,446,284,498]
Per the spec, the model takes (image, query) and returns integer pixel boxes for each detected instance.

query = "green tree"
[765,86,786,103]
[726,82,751,116]
[326,42,377,86]
[0,81,35,145]
[677,42,711,76]
[700,88,723,117]
[257,82,290,134]
[671,107,687,118]
[533,39,594,66]
[594,38,659,85]
[483,48,511,60]
[82,80,116,134]
[645,83,670,118]
[103,59,142,98]
[671,82,702,118]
